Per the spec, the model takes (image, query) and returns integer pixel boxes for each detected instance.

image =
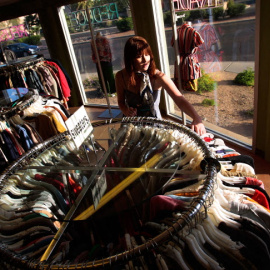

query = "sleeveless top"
[122,72,162,119]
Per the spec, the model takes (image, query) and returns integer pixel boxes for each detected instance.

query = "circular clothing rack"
[0,117,219,269]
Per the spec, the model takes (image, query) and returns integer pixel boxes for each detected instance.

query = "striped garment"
[172,23,204,81]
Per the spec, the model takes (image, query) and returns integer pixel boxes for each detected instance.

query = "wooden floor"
[69,106,270,196]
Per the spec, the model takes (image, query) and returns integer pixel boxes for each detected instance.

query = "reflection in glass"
[164,0,255,146]
[0,87,29,106]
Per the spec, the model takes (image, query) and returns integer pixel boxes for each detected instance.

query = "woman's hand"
[191,121,206,136]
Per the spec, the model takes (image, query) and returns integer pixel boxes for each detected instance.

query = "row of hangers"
[0,55,44,75]
[0,89,40,120]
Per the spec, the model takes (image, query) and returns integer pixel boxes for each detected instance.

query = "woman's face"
[134,50,151,72]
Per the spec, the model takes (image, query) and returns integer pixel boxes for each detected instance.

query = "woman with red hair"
[115,36,206,136]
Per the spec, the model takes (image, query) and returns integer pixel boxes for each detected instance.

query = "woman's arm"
[115,70,137,117]
[156,71,206,135]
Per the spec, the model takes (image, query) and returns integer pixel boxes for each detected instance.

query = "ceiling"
[0,0,82,21]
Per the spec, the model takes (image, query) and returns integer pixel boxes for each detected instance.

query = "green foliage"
[197,72,216,94]
[227,0,246,17]
[244,109,254,117]
[25,14,41,35]
[83,77,100,88]
[188,9,207,21]
[213,7,224,20]
[163,11,172,26]
[17,35,41,45]
[116,17,133,32]
[202,99,216,107]
[233,69,254,86]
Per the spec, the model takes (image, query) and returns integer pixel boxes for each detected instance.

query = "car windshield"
[18,44,28,49]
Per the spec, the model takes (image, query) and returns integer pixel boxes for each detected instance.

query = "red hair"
[124,36,156,86]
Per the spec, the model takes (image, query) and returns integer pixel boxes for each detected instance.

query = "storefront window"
[162,0,255,146]
[0,15,46,62]
[63,1,135,109]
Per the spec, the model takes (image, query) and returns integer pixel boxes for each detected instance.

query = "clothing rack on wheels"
[0,116,219,269]
[0,116,269,269]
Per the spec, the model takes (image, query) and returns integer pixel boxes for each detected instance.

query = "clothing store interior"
[0,0,270,269]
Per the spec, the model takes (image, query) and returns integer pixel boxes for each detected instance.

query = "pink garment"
[150,195,187,220]
[245,177,265,189]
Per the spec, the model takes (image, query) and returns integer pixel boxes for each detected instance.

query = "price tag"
[91,170,107,209]
[65,105,93,149]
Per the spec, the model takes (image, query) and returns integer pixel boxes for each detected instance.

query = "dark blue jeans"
[96,61,116,94]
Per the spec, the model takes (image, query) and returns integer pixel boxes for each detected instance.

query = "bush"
[17,35,41,45]
[197,72,216,94]
[244,109,254,117]
[163,11,172,26]
[202,99,216,107]
[213,7,224,20]
[116,17,133,32]
[233,69,254,86]
[83,77,100,88]
[188,10,207,21]
[227,0,246,17]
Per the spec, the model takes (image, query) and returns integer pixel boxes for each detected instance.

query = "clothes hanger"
[153,145,181,169]
[184,233,211,269]
[216,177,255,196]
[211,199,241,221]
[172,216,213,270]
[201,217,242,250]
[164,179,204,196]
[161,242,189,270]
[207,203,239,229]
[217,171,246,185]
[119,126,142,165]
[187,233,224,270]
[213,187,230,210]
[196,224,220,251]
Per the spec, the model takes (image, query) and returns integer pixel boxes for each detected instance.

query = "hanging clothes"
[171,23,204,91]
[0,119,269,269]
[0,56,71,108]
[0,90,69,173]
[44,60,71,104]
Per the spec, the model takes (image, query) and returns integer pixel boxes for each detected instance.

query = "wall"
[254,0,270,161]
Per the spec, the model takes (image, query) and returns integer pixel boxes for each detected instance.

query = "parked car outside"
[5,43,40,58]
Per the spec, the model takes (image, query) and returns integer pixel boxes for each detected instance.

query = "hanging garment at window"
[171,23,204,92]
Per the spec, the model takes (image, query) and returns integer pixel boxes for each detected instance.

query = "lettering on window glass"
[173,0,223,11]
[68,3,119,28]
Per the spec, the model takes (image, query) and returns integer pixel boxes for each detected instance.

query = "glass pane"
[63,1,135,108]
[162,0,255,146]
[0,16,45,61]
